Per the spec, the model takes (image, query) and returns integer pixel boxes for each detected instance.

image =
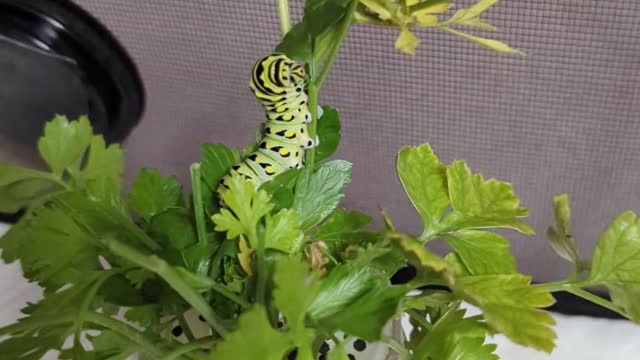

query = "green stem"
[564,287,631,320]
[84,313,166,358]
[161,336,218,360]
[278,0,291,36]
[306,80,319,169]
[71,271,117,343]
[190,163,208,246]
[381,335,410,360]
[534,279,592,292]
[0,312,164,358]
[305,0,357,169]
[102,236,230,337]
[255,228,268,306]
[406,309,432,330]
[201,282,250,309]
[315,0,359,88]
[408,0,448,14]
[45,173,71,191]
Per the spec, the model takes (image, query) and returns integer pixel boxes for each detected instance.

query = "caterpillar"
[217,54,321,198]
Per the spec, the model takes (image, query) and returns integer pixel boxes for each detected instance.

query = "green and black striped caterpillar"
[217,54,321,198]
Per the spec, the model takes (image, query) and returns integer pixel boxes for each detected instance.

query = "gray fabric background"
[73,0,640,282]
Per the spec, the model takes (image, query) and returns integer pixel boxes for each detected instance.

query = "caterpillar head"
[251,54,306,96]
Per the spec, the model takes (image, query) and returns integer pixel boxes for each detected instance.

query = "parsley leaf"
[546,194,580,265]
[590,211,640,323]
[210,306,290,360]
[311,209,371,242]
[397,144,449,233]
[0,161,69,213]
[442,230,516,275]
[315,106,341,162]
[293,160,352,230]
[128,168,182,221]
[200,143,239,191]
[276,0,353,62]
[37,115,92,176]
[81,135,124,187]
[590,211,640,284]
[413,309,497,360]
[265,209,304,253]
[443,160,533,235]
[308,264,406,341]
[0,206,98,290]
[149,208,197,250]
[273,257,320,358]
[212,175,273,243]
[452,274,557,352]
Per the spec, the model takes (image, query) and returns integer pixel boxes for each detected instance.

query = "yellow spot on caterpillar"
[265,166,276,175]
[276,106,286,113]
[282,114,293,121]
[285,130,295,138]
[279,148,290,156]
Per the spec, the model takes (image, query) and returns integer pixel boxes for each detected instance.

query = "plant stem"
[306,79,319,168]
[102,236,230,337]
[190,163,208,246]
[534,279,592,292]
[161,336,218,360]
[315,0,359,88]
[84,312,166,358]
[202,282,250,309]
[564,287,631,320]
[306,0,358,169]
[278,0,291,36]
[71,271,117,344]
[381,335,410,359]
[406,309,432,330]
[255,228,268,306]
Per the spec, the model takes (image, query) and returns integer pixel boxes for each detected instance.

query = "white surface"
[2,223,640,359]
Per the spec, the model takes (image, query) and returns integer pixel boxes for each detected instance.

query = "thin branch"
[102,236,230,337]
[278,0,291,36]
[190,163,208,246]
[161,336,218,360]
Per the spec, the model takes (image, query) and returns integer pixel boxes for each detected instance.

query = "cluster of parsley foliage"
[2,1,640,359]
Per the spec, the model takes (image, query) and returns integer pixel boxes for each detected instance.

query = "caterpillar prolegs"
[217,54,322,197]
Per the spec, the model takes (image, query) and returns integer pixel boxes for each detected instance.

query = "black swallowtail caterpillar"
[217,53,322,198]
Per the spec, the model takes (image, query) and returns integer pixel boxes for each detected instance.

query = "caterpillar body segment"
[217,54,321,199]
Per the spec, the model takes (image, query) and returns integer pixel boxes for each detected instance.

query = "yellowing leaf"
[445,0,499,24]
[443,230,516,275]
[441,27,525,55]
[397,144,449,233]
[607,283,640,323]
[590,211,640,284]
[416,14,440,26]
[411,0,452,15]
[547,194,580,264]
[452,274,557,352]
[389,232,449,273]
[443,160,533,234]
[395,28,420,55]
[457,16,497,31]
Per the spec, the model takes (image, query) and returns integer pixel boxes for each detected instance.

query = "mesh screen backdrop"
[74,0,640,281]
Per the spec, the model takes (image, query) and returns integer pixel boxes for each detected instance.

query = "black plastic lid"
[0,0,145,145]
